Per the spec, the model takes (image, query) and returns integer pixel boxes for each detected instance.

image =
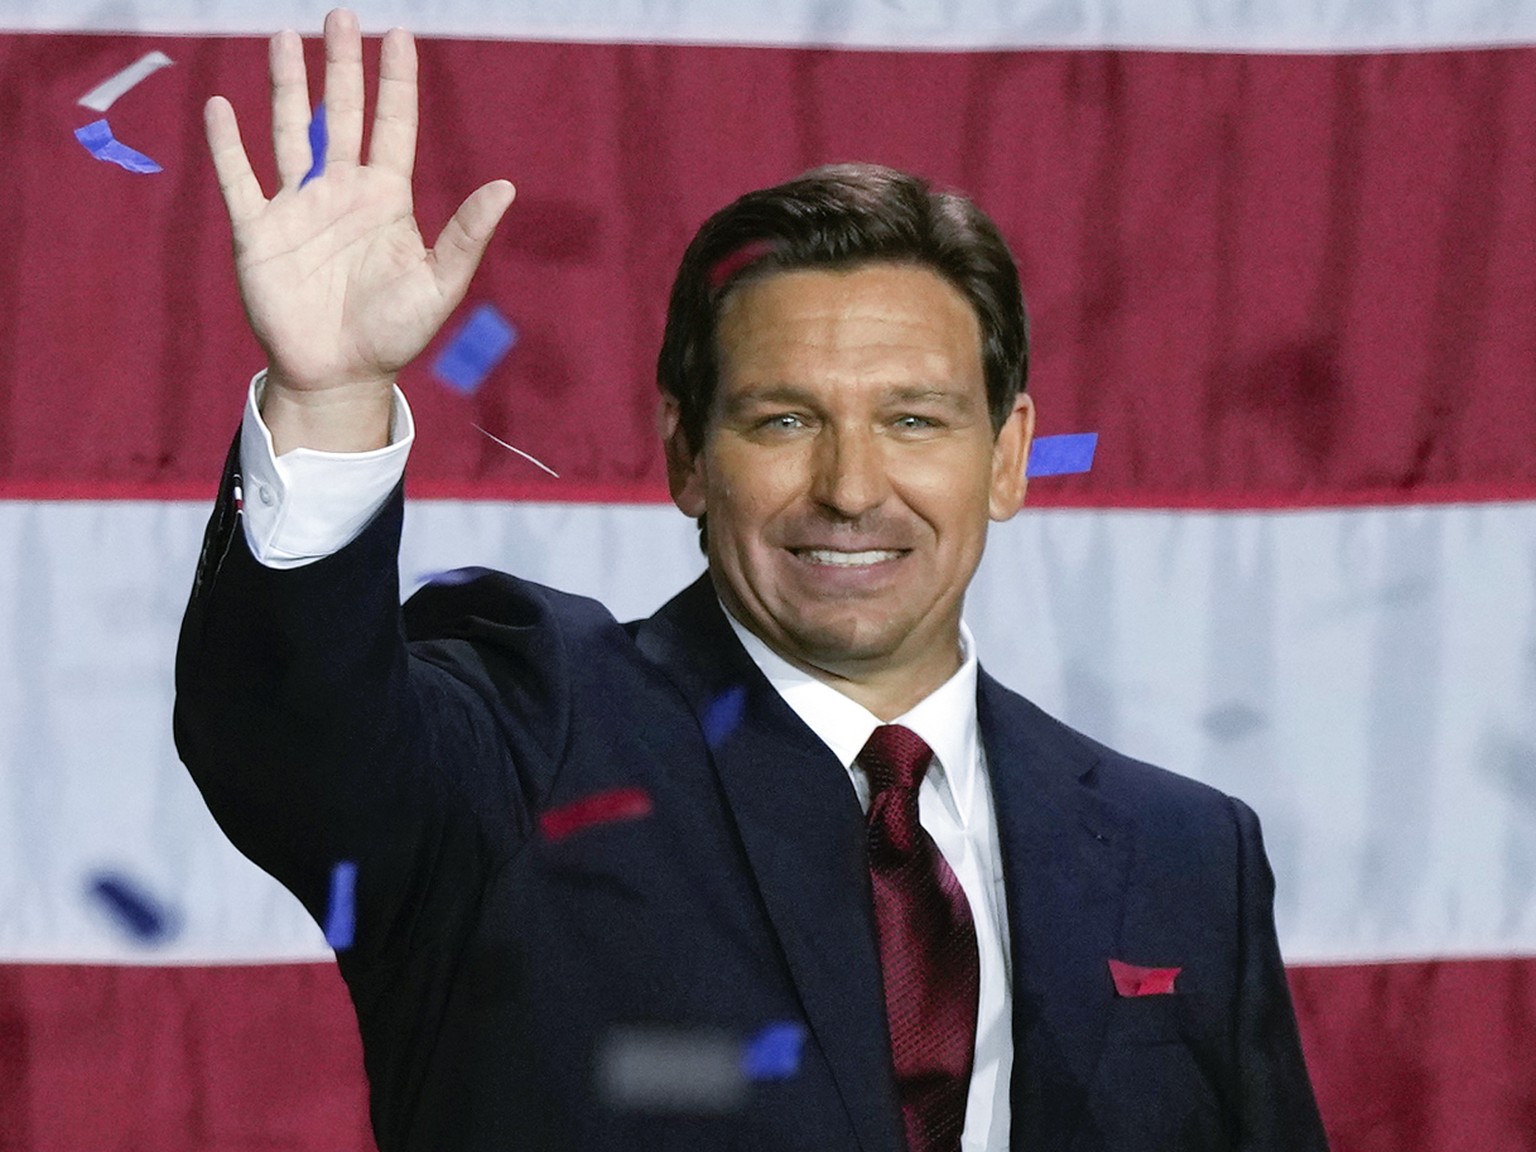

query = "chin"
[777,615,905,671]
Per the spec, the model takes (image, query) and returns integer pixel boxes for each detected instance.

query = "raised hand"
[205,8,515,452]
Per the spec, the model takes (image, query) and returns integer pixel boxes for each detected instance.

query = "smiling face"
[664,262,1034,716]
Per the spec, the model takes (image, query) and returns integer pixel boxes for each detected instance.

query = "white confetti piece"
[472,423,560,478]
[78,50,174,112]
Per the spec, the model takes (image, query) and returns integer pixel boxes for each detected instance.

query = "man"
[176,9,1329,1151]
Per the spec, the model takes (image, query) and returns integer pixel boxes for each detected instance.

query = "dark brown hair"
[657,163,1029,455]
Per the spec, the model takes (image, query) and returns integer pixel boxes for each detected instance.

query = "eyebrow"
[722,384,977,412]
[884,386,974,409]
[722,384,817,409]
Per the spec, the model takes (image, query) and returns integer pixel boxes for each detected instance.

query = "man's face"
[665,263,1034,708]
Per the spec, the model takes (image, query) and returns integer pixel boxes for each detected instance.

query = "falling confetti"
[85,870,178,944]
[78,51,174,113]
[539,788,653,842]
[701,685,748,749]
[324,860,357,951]
[472,424,559,478]
[300,103,327,187]
[433,302,518,394]
[597,1026,747,1113]
[1027,432,1098,478]
[741,1021,806,1081]
[74,119,162,174]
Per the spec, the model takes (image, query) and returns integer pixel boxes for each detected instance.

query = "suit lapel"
[978,672,1134,1148]
[634,577,904,1152]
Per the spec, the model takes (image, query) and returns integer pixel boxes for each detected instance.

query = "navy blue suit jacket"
[175,462,1328,1151]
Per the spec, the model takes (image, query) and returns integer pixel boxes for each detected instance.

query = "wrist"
[259,370,396,455]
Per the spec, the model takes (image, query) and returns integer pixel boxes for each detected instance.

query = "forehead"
[714,263,984,392]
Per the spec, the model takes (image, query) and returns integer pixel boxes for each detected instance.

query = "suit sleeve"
[173,442,550,967]
[1229,796,1331,1150]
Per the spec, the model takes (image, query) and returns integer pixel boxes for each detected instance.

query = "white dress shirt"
[240,374,1015,1149]
[725,619,1013,1152]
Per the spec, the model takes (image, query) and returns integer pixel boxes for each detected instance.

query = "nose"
[809,424,890,520]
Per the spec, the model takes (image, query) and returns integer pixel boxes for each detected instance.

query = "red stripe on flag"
[3,958,1534,1149]
[1,35,1533,507]
[1290,957,1536,1152]
[0,962,374,1151]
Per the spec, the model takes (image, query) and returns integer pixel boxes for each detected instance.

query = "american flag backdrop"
[2,1,1535,1148]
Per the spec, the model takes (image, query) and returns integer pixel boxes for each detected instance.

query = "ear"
[659,395,708,517]
[988,391,1035,522]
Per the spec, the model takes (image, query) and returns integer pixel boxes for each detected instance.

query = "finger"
[205,96,267,223]
[429,180,516,304]
[322,8,365,168]
[270,28,312,187]
[368,27,417,180]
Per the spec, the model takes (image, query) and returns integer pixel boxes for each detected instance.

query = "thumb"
[429,179,516,304]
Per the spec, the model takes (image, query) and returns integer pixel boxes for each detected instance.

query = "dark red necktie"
[860,724,980,1152]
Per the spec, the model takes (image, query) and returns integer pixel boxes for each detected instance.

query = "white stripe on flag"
[1,498,1533,964]
[4,0,1536,50]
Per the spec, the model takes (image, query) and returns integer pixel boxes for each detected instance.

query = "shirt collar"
[722,606,981,829]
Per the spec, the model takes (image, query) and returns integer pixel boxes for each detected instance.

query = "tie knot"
[858,724,933,795]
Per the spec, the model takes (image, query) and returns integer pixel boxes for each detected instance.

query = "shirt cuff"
[238,370,414,569]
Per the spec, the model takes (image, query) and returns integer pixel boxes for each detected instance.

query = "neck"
[770,636,964,721]
[711,588,968,720]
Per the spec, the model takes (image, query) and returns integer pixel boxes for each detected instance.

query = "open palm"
[206,9,513,407]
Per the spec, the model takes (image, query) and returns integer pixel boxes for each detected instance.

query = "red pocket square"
[539,787,653,842]
[1108,958,1181,997]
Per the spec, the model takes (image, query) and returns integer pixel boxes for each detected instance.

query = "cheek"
[701,486,769,557]
[708,451,804,531]
[902,455,994,534]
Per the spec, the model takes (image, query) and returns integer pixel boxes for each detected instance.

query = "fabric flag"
[2,2,1534,1149]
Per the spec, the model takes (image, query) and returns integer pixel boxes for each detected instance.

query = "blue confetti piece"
[702,685,748,750]
[324,860,357,951]
[1026,432,1098,478]
[86,870,176,943]
[300,103,326,188]
[73,118,162,174]
[741,1021,806,1082]
[432,303,518,394]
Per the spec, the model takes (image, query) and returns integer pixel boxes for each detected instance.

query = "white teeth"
[799,549,901,567]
